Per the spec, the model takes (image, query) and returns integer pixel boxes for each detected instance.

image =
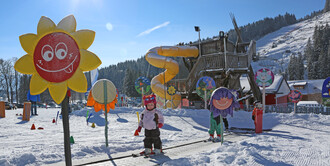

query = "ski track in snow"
[1,107,330,165]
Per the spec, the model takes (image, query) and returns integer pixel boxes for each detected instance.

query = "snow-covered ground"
[1,107,330,165]
[253,12,330,73]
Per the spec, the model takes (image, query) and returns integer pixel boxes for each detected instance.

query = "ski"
[230,127,272,131]
[203,139,213,142]
[132,151,164,158]
[144,152,165,158]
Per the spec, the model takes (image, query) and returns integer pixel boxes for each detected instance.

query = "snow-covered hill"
[253,12,330,73]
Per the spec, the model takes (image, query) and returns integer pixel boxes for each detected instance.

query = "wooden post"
[245,99,249,111]
[171,95,173,109]
[0,101,5,118]
[103,80,109,147]
[262,82,266,112]
[141,87,144,108]
[224,37,227,70]
[61,94,72,166]
[204,90,207,109]
[22,102,31,121]
[164,69,167,109]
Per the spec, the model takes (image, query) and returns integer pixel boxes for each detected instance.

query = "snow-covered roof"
[297,101,319,105]
[297,101,320,106]
[287,79,324,95]
[291,82,307,86]
[240,74,287,94]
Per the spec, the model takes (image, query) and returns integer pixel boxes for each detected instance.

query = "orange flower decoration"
[87,91,117,113]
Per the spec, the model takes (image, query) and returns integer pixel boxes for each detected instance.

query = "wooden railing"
[185,52,250,93]
[167,40,258,98]
[185,55,205,92]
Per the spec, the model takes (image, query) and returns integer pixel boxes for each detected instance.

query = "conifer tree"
[318,49,328,79]
[324,0,330,13]
[327,44,330,77]
[288,55,298,80]
[297,53,305,80]
[123,69,139,97]
[305,38,315,79]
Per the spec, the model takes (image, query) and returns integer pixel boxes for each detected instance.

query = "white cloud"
[106,22,113,31]
[137,21,170,37]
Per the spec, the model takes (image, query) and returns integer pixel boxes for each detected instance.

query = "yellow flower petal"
[14,54,36,74]
[80,49,101,71]
[49,82,68,104]
[37,16,56,37]
[72,30,95,49]
[68,68,87,92]
[19,34,37,55]
[30,74,49,95]
[57,15,76,33]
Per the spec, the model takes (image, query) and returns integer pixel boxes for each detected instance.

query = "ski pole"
[55,111,59,125]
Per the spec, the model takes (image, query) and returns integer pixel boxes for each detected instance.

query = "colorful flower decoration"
[196,76,216,100]
[167,85,177,96]
[135,76,151,94]
[87,91,118,113]
[14,15,101,104]
[255,68,274,87]
[288,90,302,103]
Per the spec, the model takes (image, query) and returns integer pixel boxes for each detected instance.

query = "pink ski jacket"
[138,109,164,130]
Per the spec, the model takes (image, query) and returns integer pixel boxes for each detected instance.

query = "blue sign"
[322,77,330,106]
[322,77,330,98]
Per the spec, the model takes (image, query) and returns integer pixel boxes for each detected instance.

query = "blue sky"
[0,0,325,68]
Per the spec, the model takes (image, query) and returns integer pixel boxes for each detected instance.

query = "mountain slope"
[253,11,330,73]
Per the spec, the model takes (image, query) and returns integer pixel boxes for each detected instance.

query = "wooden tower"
[170,15,262,104]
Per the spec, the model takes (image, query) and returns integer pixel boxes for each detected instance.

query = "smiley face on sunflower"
[14,15,101,104]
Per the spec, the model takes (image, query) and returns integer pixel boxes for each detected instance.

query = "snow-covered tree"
[297,53,305,80]
[288,55,299,80]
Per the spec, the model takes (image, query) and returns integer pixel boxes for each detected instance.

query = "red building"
[240,75,290,106]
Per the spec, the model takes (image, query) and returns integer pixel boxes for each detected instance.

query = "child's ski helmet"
[143,94,157,107]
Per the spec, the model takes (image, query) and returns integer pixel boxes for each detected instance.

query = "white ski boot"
[214,136,221,142]
[154,149,161,154]
[144,148,151,155]
[208,134,214,141]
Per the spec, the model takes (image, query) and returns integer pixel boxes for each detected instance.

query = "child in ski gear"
[134,94,164,154]
[208,87,240,142]
[208,112,222,142]
[207,104,229,141]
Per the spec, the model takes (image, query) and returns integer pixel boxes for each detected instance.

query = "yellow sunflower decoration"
[167,85,177,96]
[14,15,101,104]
